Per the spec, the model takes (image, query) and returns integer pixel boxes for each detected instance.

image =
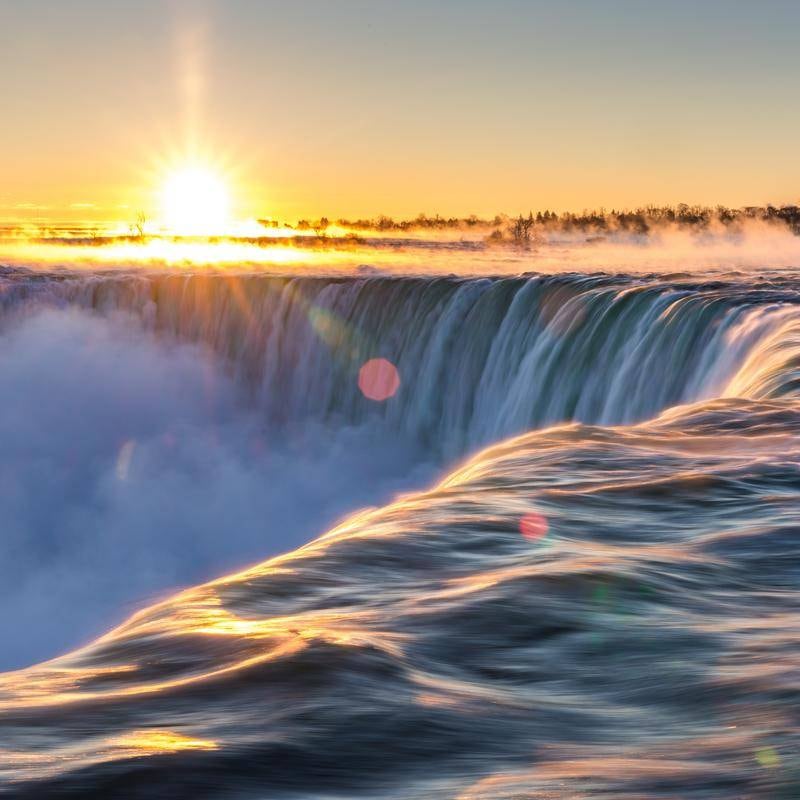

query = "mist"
[5,217,800,275]
[0,308,435,670]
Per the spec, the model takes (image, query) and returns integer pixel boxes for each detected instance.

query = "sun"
[159,166,231,236]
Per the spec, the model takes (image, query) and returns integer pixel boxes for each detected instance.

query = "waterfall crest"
[3,268,800,454]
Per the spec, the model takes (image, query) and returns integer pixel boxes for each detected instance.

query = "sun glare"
[159,166,231,236]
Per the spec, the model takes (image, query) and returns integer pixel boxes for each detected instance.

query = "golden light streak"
[111,729,218,754]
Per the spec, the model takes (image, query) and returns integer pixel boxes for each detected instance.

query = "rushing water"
[2,266,800,797]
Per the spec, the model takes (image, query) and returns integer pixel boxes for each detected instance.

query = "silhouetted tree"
[510,212,535,245]
[130,211,146,238]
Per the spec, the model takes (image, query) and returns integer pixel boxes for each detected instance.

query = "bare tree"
[130,211,146,238]
[510,212,535,246]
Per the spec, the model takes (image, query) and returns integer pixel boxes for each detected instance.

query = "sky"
[2,0,800,222]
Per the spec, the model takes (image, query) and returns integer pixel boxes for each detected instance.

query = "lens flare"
[519,512,548,540]
[115,439,136,481]
[358,358,400,402]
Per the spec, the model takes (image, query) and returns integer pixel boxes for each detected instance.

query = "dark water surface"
[1,268,800,797]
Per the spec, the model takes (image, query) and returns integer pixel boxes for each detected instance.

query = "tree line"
[264,204,800,245]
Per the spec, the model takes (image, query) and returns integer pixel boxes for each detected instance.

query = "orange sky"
[2,0,800,224]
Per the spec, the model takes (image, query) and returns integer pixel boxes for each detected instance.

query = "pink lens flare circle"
[519,512,548,541]
[358,358,401,402]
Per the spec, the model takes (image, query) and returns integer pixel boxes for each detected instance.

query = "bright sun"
[159,166,231,235]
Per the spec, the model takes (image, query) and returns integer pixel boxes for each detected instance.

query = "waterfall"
[2,268,799,456]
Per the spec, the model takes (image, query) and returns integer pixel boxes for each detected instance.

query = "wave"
[2,397,800,797]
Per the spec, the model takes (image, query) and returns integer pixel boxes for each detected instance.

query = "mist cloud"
[0,308,434,670]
